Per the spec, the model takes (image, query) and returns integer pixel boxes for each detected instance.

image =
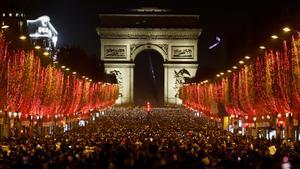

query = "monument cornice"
[96,28,202,39]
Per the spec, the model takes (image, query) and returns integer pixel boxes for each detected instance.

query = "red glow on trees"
[180,34,300,117]
[0,33,119,120]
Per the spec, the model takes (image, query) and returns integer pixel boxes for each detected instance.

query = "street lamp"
[259,46,266,50]
[19,35,26,40]
[34,45,41,50]
[253,116,257,128]
[279,120,284,138]
[282,27,291,32]
[271,35,279,39]
[43,51,49,56]
[1,25,9,29]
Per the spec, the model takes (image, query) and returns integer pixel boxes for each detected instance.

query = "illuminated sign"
[27,16,58,47]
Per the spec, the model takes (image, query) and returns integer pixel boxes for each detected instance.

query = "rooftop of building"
[98,8,201,28]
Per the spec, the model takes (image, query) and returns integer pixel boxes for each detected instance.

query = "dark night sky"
[2,0,300,79]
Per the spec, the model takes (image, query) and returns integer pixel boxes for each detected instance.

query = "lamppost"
[298,113,300,141]
[253,116,257,127]
[244,115,248,135]
[285,112,290,140]
[12,112,18,136]
[253,116,257,137]
[3,111,12,138]
[54,114,58,135]
[266,114,271,139]
[279,120,284,139]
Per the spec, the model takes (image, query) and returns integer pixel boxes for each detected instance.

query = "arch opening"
[134,49,164,106]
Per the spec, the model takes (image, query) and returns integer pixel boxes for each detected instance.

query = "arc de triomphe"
[97,9,202,105]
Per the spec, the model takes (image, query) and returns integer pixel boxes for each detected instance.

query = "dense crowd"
[1,107,300,169]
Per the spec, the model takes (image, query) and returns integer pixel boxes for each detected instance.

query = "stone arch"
[134,49,165,106]
[131,44,167,61]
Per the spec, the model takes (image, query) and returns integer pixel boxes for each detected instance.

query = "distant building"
[27,16,58,52]
[1,13,58,58]
[0,12,29,49]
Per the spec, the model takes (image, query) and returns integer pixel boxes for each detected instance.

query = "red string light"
[0,33,119,120]
[181,34,300,117]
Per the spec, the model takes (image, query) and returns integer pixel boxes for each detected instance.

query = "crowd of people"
[1,107,300,169]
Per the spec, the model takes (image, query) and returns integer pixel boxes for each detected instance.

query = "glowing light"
[227,69,232,73]
[85,77,89,80]
[19,35,27,40]
[216,74,220,77]
[89,79,92,82]
[27,16,58,47]
[245,115,248,120]
[220,72,224,75]
[259,46,266,50]
[72,72,77,75]
[82,76,85,78]
[1,25,9,29]
[271,35,278,39]
[34,45,41,50]
[43,51,49,56]
[253,116,256,122]
[267,115,270,119]
[61,65,66,69]
[239,60,244,64]
[232,66,238,69]
[278,113,282,118]
[282,27,291,32]
[65,68,70,71]
[245,56,251,59]
[208,36,221,49]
